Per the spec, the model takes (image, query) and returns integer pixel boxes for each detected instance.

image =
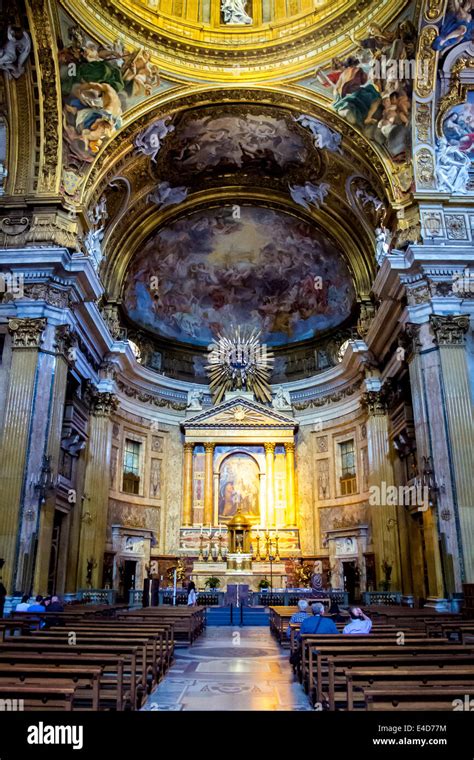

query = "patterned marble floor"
[142,626,312,711]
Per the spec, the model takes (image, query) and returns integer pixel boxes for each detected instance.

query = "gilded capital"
[8,318,46,348]
[362,390,387,416]
[184,442,195,454]
[430,315,469,346]
[86,385,119,417]
[264,442,276,454]
[204,442,215,454]
[285,442,295,454]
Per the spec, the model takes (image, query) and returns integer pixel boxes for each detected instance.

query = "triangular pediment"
[182,395,298,431]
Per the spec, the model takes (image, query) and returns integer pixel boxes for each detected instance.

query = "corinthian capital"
[85,382,118,417]
[362,390,387,416]
[430,315,469,346]
[8,318,46,348]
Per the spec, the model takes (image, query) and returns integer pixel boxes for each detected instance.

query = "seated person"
[286,599,311,639]
[15,594,31,612]
[343,606,372,634]
[27,595,46,612]
[48,595,64,613]
[299,602,338,635]
[328,601,347,623]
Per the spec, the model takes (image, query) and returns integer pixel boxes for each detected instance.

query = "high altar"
[179,393,299,590]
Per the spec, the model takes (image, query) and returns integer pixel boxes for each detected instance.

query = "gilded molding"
[116,378,187,410]
[415,26,438,98]
[26,0,62,194]
[292,380,361,410]
[8,317,46,348]
[424,0,446,20]
[430,315,470,345]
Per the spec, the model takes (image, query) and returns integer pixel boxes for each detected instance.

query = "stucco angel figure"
[0,25,31,79]
[134,118,175,162]
[148,181,188,209]
[221,0,252,25]
[375,226,393,264]
[289,181,330,210]
[187,389,203,410]
[272,386,292,411]
[435,137,471,194]
[295,114,343,154]
[84,227,105,270]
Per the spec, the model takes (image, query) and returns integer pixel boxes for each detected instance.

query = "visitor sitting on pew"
[48,595,64,613]
[300,603,338,635]
[343,606,372,634]
[328,601,347,623]
[27,595,46,612]
[15,594,31,612]
[286,599,311,639]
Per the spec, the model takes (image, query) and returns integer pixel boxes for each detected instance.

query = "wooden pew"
[325,653,474,711]
[307,642,474,706]
[0,641,139,710]
[346,666,474,711]
[365,687,473,711]
[0,683,76,711]
[0,664,102,710]
[0,651,128,710]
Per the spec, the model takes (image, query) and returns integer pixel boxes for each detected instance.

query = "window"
[339,439,357,496]
[122,438,141,494]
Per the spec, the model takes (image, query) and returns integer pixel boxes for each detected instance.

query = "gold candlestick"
[275,535,280,561]
[217,534,223,561]
[255,535,261,561]
[198,534,204,561]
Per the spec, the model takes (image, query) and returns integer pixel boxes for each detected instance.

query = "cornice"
[59,0,410,80]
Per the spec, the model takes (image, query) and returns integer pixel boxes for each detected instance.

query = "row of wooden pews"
[0,604,204,710]
[270,605,474,711]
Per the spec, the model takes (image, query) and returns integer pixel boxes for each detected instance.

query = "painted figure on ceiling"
[432,0,474,52]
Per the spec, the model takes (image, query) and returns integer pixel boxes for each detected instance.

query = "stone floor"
[142,626,311,711]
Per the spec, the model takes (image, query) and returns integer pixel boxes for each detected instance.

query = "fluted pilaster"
[77,391,117,588]
[265,442,275,527]
[182,443,194,526]
[203,443,215,526]
[0,319,45,592]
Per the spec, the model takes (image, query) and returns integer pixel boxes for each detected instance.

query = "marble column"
[265,442,275,528]
[203,443,215,526]
[182,442,194,526]
[285,442,296,527]
[77,390,117,589]
[364,390,402,592]
[431,315,474,583]
[0,318,45,593]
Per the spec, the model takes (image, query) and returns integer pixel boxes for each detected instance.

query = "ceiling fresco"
[122,205,355,348]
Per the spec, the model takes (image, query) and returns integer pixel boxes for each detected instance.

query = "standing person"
[0,580,6,618]
[343,606,373,634]
[187,581,198,607]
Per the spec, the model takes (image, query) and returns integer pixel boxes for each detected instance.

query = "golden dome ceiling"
[61,0,410,81]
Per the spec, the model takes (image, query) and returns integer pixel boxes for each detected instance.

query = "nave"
[142,626,311,712]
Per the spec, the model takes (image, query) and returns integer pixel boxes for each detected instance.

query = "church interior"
[0,0,473,719]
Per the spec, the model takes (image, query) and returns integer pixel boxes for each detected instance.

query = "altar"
[179,393,299,590]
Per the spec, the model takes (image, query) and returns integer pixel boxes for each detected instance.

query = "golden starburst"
[206,325,274,405]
